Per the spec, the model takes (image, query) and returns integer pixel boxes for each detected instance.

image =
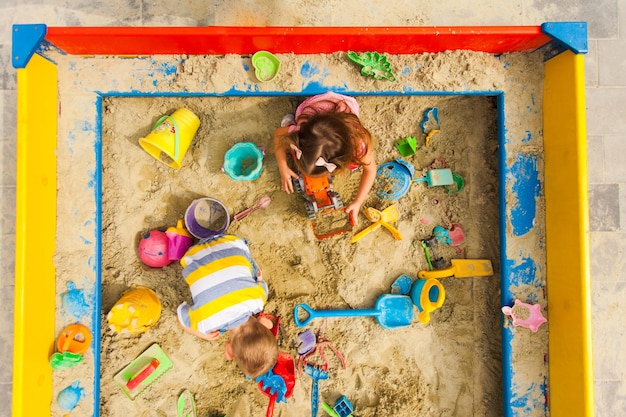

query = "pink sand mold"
[501,299,547,332]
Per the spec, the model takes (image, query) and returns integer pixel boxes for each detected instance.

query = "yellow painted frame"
[544,50,594,415]
[13,53,58,416]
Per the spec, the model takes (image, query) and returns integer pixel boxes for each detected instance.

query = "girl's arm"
[344,149,377,223]
[274,126,299,193]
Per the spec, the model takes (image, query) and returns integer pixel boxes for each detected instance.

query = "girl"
[274,92,376,222]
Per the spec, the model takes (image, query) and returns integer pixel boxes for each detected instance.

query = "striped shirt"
[176,235,268,334]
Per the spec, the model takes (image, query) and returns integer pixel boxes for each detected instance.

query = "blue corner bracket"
[541,22,588,54]
[12,24,47,69]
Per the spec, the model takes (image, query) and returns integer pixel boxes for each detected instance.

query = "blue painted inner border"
[92,88,524,417]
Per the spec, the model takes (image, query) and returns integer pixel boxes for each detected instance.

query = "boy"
[177,234,278,378]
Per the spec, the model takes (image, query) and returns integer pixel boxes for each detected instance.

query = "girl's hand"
[344,202,362,224]
[280,167,299,194]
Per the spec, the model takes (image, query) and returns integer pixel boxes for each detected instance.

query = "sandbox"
[12,23,592,417]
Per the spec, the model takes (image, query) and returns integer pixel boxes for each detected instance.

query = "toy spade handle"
[322,402,340,417]
[418,267,455,279]
[126,358,160,390]
[294,303,316,327]
[294,303,380,328]
[265,395,276,417]
[311,381,320,417]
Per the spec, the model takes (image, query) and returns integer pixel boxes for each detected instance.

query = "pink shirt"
[295,92,360,121]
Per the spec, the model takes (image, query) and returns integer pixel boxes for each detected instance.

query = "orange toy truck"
[292,174,354,239]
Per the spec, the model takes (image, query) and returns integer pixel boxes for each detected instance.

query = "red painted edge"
[44,26,552,55]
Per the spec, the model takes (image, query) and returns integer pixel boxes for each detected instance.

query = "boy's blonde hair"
[230,318,279,378]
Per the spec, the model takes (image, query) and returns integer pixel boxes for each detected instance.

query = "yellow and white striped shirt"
[177,235,267,334]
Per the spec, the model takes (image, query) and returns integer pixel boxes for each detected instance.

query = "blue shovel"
[294,294,414,330]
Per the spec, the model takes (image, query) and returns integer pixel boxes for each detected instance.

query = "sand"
[51,50,547,417]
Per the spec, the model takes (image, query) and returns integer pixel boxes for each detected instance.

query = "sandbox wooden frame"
[12,23,592,417]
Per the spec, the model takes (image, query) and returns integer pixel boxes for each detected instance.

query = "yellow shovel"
[351,205,402,243]
[417,259,494,279]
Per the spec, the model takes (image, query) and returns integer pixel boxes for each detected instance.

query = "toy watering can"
[391,274,446,324]
[166,219,194,261]
[410,278,446,323]
[107,287,162,334]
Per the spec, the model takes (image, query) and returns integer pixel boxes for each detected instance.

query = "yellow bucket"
[139,108,200,169]
[107,287,162,334]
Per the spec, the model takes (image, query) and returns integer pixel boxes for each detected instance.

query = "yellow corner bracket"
[13,53,57,417]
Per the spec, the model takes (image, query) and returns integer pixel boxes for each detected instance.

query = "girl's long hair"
[280,110,372,177]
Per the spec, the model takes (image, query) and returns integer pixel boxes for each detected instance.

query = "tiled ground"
[1,1,625,416]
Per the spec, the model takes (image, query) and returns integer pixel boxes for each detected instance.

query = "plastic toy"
[139,108,200,169]
[445,172,465,194]
[57,381,84,410]
[395,136,417,157]
[297,331,346,417]
[165,219,194,261]
[410,278,446,323]
[113,343,173,400]
[351,205,402,243]
[305,365,330,417]
[433,223,466,246]
[295,330,317,356]
[223,142,264,180]
[297,332,346,377]
[138,229,172,267]
[502,299,547,332]
[184,197,230,239]
[364,206,402,239]
[234,195,271,221]
[421,237,446,270]
[257,352,296,417]
[57,323,92,354]
[418,259,494,279]
[252,51,281,82]
[347,51,396,81]
[413,168,454,187]
[391,274,413,295]
[49,351,84,370]
[322,395,354,417]
[424,129,441,146]
[257,312,281,338]
[419,107,441,146]
[177,389,197,417]
[60,281,89,319]
[419,107,440,134]
[375,158,414,200]
[291,174,354,240]
[390,274,445,324]
[294,294,414,330]
[107,287,162,334]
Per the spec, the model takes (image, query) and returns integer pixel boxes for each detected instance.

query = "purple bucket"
[184,198,230,239]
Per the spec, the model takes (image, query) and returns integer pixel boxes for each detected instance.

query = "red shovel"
[257,351,296,417]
